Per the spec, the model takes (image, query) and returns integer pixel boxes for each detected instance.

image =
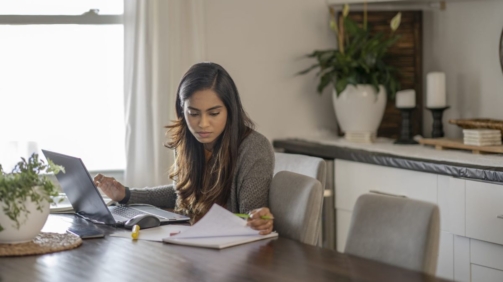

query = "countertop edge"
[273,139,503,184]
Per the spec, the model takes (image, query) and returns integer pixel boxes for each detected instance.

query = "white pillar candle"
[395,89,416,108]
[426,72,446,108]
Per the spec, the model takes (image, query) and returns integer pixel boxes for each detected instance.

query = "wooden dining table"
[0,214,450,282]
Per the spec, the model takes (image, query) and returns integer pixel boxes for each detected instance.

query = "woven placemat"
[0,232,82,257]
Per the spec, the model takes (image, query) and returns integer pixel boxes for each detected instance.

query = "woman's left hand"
[247,207,274,235]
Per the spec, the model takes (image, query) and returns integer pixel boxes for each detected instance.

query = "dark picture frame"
[338,11,423,139]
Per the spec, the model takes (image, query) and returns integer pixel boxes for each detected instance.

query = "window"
[0,1,125,172]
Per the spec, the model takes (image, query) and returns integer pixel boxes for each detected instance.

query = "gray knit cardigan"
[125,130,275,214]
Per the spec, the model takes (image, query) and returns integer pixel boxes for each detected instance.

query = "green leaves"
[335,77,348,95]
[299,12,401,98]
[318,73,332,94]
[343,17,360,36]
[47,158,65,174]
[0,153,64,231]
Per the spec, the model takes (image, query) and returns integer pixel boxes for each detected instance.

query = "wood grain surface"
[419,138,503,154]
[0,214,450,282]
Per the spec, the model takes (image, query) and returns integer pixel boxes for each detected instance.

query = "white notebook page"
[170,204,260,239]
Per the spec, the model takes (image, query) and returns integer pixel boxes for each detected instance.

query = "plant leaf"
[335,77,348,96]
[343,17,360,36]
[297,10,401,100]
[317,73,332,94]
[47,158,65,174]
[297,63,320,75]
[0,153,64,232]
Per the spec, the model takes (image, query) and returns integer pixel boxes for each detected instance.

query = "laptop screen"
[42,150,116,225]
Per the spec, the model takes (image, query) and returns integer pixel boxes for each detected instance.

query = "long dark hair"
[165,62,254,222]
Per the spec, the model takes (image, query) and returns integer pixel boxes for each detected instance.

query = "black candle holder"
[394,107,418,145]
[427,106,450,138]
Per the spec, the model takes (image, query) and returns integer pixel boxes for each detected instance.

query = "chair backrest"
[273,152,326,246]
[274,152,326,187]
[269,171,323,246]
[344,193,440,275]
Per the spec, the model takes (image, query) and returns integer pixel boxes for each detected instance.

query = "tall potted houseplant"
[0,154,64,244]
[300,5,402,141]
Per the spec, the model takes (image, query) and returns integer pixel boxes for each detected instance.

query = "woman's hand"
[247,207,274,235]
[93,174,126,202]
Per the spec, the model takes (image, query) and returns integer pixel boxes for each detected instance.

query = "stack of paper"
[163,204,278,249]
[463,129,502,146]
[109,204,278,249]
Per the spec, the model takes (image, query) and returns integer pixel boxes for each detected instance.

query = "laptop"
[42,149,190,226]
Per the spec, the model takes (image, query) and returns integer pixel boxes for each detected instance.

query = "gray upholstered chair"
[344,193,440,275]
[273,152,326,188]
[269,171,323,246]
[273,152,326,246]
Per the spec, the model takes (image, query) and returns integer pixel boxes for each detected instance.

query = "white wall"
[204,0,503,140]
[423,0,503,138]
[204,0,338,141]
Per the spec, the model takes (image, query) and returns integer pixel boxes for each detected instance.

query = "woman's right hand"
[94,174,126,202]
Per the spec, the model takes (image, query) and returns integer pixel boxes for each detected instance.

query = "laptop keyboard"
[110,206,145,219]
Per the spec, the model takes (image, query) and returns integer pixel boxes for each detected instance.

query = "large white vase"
[332,84,387,140]
[0,193,50,244]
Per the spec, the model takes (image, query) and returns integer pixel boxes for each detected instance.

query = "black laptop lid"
[42,150,116,225]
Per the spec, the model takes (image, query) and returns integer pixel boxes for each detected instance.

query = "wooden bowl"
[449,118,503,136]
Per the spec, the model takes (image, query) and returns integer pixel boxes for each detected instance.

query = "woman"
[94,62,274,235]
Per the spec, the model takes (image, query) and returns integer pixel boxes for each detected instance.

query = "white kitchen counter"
[273,136,503,183]
[309,136,503,168]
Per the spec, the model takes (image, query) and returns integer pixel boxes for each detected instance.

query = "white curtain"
[124,0,206,187]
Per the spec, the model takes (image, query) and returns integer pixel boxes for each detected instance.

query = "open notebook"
[162,204,278,249]
[110,204,278,249]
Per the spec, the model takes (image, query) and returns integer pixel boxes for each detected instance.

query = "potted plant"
[299,4,402,141]
[0,153,64,244]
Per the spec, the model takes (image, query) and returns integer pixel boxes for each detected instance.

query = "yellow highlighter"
[131,225,140,240]
[235,213,274,220]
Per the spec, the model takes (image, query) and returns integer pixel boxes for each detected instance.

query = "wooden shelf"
[418,138,503,154]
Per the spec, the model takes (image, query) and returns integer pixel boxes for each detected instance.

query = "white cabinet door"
[335,159,437,212]
[437,231,454,280]
[471,239,503,271]
[471,264,503,282]
[335,159,439,253]
[335,159,383,211]
[437,176,466,236]
[336,209,352,253]
[454,236,470,282]
[466,180,503,245]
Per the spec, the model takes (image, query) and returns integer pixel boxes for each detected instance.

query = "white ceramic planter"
[0,193,50,244]
[332,84,387,139]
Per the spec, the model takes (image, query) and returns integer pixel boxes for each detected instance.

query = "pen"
[131,225,140,240]
[235,213,274,220]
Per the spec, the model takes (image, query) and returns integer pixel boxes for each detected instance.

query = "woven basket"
[449,119,503,135]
